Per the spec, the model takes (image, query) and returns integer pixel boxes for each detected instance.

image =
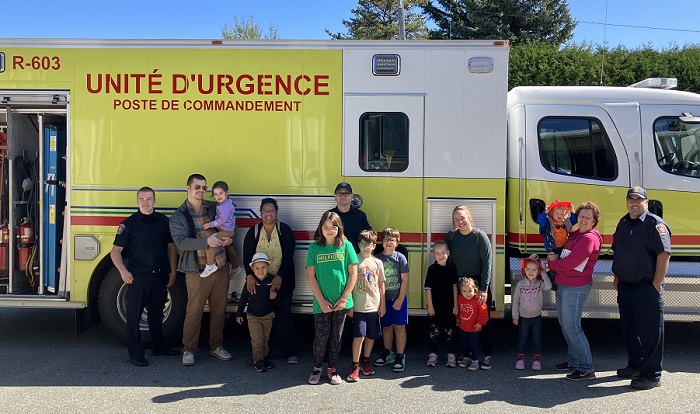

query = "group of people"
[509,189,671,390]
[112,176,671,392]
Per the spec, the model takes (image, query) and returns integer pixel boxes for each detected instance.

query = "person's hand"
[246,275,259,295]
[379,303,386,317]
[321,299,334,313]
[427,305,435,316]
[270,275,282,292]
[393,298,403,310]
[453,305,459,316]
[269,290,277,300]
[477,291,488,305]
[474,323,482,331]
[653,280,663,294]
[547,252,559,262]
[347,308,354,318]
[167,271,176,288]
[333,297,348,310]
[513,319,519,326]
[203,222,210,230]
[236,316,243,325]
[207,234,221,248]
[219,237,233,247]
[120,271,134,285]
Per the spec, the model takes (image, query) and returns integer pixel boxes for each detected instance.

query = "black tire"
[98,267,186,346]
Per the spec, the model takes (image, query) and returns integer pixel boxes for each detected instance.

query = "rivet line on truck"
[0,39,699,345]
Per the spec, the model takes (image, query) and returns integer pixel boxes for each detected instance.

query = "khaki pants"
[205,229,235,266]
[182,265,230,353]
[248,312,275,362]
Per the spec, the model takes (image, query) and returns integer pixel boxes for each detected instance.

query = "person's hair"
[576,201,601,228]
[382,227,401,242]
[458,277,478,292]
[315,211,346,248]
[186,173,206,186]
[432,240,447,251]
[260,197,279,211]
[521,257,543,280]
[137,186,155,198]
[358,230,377,245]
[211,181,228,196]
[452,205,472,222]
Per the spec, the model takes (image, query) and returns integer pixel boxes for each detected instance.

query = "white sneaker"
[182,351,195,366]
[209,347,232,361]
[200,264,218,278]
[468,360,480,371]
[426,353,438,367]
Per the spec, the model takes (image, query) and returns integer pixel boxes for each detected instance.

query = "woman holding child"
[545,201,602,381]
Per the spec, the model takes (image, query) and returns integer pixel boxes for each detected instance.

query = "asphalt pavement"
[0,308,698,413]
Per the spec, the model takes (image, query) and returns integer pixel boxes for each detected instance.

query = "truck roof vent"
[628,77,678,89]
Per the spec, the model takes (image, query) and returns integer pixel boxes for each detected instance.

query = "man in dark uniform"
[328,182,372,253]
[612,187,671,390]
[111,187,179,367]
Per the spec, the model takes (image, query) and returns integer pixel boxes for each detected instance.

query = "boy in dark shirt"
[237,252,277,372]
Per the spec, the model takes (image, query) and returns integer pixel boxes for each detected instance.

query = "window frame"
[358,111,410,173]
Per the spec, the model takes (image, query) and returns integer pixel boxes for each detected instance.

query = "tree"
[423,0,576,46]
[327,0,429,40]
[222,16,280,40]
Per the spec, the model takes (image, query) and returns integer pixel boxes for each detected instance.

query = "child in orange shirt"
[536,200,577,289]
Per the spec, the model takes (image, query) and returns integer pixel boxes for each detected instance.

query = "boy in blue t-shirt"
[374,227,409,372]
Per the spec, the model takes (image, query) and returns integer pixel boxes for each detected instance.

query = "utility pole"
[398,0,406,40]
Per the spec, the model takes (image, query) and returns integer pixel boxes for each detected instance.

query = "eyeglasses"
[191,185,207,191]
[578,215,594,221]
[358,242,373,248]
[322,225,338,232]
[261,209,276,215]
[335,192,352,197]
[383,238,398,244]
[626,197,645,204]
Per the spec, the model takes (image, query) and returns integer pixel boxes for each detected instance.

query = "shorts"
[381,297,409,327]
[352,311,382,339]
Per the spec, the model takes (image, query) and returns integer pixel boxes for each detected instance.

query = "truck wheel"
[98,267,186,346]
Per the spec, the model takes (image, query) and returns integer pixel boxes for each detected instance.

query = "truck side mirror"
[649,200,663,218]
[529,199,545,223]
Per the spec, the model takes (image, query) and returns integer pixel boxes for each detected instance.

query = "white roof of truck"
[508,86,700,109]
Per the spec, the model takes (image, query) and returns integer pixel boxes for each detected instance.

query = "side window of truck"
[537,117,617,181]
[359,112,409,172]
[654,117,700,178]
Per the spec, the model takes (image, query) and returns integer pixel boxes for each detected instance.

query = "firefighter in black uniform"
[111,187,180,366]
[612,187,671,390]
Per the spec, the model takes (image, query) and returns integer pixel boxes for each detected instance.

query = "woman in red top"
[546,201,602,381]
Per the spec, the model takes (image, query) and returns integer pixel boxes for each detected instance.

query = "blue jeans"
[459,330,481,362]
[556,283,594,373]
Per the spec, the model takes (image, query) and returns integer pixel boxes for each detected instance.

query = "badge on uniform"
[656,224,667,235]
[117,224,125,234]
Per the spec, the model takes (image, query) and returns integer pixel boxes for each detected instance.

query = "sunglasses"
[191,184,207,191]
[554,224,565,229]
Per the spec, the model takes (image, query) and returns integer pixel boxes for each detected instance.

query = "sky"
[1,0,699,49]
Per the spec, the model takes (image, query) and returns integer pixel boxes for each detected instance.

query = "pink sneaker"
[532,359,542,371]
[515,358,525,370]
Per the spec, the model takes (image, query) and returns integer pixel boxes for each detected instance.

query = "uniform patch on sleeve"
[117,224,125,234]
[656,224,668,235]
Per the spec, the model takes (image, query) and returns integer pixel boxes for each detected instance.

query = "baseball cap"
[627,187,648,199]
[334,182,352,194]
[249,252,270,267]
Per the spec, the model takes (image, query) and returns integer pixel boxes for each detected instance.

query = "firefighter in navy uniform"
[612,187,671,390]
[111,187,180,367]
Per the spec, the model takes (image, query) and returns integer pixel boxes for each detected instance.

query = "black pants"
[472,277,493,356]
[428,315,457,354]
[517,315,542,354]
[617,281,664,381]
[270,290,298,358]
[126,272,167,359]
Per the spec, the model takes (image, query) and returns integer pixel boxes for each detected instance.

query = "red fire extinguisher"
[17,221,35,271]
[0,223,8,271]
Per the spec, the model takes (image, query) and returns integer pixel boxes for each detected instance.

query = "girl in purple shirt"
[201,181,236,277]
